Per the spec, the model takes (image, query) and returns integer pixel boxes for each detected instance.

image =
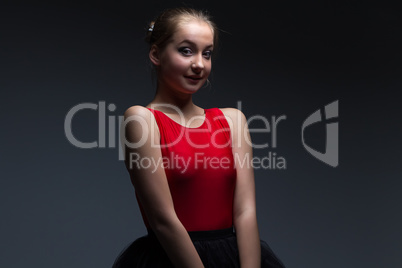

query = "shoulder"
[124,105,153,119]
[216,107,247,128]
[217,107,245,119]
[123,105,159,138]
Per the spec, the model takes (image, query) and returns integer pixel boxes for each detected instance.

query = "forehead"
[172,20,214,45]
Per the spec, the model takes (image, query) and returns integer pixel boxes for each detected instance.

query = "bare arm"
[122,106,204,268]
[223,108,261,268]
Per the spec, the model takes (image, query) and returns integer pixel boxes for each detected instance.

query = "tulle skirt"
[112,227,286,268]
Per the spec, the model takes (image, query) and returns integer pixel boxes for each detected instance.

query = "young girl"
[113,7,286,268]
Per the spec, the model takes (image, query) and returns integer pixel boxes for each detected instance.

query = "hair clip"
[148,24,154,32]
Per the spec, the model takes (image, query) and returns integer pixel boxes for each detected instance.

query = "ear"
[149,45,160,66]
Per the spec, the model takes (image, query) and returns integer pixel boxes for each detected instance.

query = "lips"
[184,75,203,84]
[185,75,202,80]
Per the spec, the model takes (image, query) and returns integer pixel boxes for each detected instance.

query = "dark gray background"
[1,0,401,267]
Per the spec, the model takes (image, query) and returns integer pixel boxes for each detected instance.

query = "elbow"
[234,208,257,225]
[148,212,181,235]
[234,211,259,233]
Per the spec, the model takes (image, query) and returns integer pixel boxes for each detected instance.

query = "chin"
[180,83,203,93]
[183,87,201,94]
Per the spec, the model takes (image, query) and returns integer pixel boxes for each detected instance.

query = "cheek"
[174,57,191,71]
[163,56,189,75]
[205,62,212,75]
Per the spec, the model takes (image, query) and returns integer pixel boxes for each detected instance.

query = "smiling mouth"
[185,76,203,82]
[185,76,202,84]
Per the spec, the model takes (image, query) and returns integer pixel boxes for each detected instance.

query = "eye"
[203,50,212,59]
[178,47,192,56]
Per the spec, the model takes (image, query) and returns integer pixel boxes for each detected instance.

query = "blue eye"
[179,47,192,55]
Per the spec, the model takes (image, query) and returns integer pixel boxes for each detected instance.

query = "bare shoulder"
[124,105,152,119]
[123,105,159,139]
[218,107,247,129]
[218,107,245,118]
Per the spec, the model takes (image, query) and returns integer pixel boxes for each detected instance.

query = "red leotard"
[135,107,237,231]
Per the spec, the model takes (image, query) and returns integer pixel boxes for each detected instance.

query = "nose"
[191,54,204,72]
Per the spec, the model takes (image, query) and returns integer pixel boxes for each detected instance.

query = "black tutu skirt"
[112,227,286,268]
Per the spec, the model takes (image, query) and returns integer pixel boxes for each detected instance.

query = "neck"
[148,84,201,115]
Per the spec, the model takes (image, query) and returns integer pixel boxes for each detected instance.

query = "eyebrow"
[178,39,214,49]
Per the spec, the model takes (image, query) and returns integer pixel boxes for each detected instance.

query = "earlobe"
[149,45,160,66]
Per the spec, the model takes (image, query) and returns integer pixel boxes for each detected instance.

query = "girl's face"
[153,20,214,95]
